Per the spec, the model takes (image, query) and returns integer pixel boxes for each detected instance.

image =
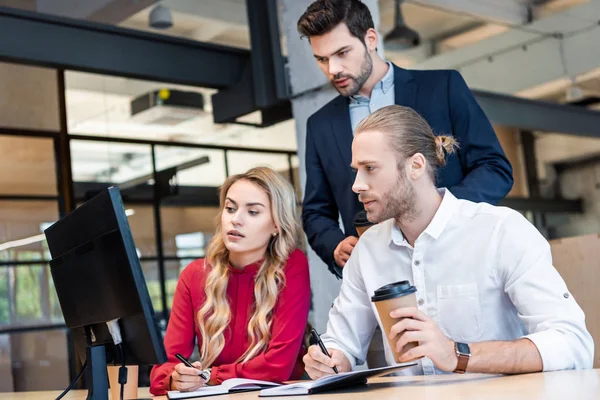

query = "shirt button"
[414,260,420,266]
[418,299,424,306]
[563,292,570,299]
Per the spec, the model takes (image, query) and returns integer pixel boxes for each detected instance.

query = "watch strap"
[453,342,470,374]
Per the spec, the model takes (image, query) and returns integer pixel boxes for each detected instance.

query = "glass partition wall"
[0,63,300,391]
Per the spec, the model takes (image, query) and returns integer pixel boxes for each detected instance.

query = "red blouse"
[149,249,310,395]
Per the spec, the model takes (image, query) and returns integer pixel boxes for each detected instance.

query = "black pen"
[175,353,209,381]
[310,328,339,374]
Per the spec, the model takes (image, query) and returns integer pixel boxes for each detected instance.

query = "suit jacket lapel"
[330,96,353,178]
[393,64,417,110]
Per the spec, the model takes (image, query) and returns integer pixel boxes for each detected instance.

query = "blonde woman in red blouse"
[150,167,310,395]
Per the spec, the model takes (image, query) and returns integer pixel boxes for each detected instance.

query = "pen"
[175,353,209,381]
[310,328,339,374]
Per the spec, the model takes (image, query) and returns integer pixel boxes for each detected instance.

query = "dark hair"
[355,105,459,178]
[297,0,374,43]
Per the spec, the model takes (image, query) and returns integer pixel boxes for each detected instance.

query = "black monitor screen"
[45,187,166,366]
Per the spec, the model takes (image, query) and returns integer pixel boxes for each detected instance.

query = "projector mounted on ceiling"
[130,89,205,126]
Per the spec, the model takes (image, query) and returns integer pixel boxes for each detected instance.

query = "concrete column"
[281,0,383,333]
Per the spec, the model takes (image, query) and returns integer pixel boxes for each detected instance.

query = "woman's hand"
[171,361,208,392]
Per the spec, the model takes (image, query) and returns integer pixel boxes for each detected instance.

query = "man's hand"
[171,361,208,391]
[333,236,358,267]
[389,307,458,372]
[303,345,352,379]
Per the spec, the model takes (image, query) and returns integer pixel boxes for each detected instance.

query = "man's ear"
[408,153,427,179]
[364,28,378,52]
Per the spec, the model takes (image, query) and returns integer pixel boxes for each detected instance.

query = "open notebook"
[259,363,417,397]
[167,378,280,399]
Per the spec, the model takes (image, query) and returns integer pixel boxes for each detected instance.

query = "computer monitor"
[44,187,167,400]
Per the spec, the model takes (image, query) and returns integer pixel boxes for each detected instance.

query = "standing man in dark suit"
[297,0,513,278]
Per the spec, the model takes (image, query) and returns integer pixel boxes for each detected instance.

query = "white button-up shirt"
[322,189,594,374]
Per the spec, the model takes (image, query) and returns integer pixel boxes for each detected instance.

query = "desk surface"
[2,369,599,400]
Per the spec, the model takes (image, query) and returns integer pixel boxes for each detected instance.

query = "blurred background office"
[1,0,599,392]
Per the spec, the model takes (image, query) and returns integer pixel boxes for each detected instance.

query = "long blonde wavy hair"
[197,166,301,367]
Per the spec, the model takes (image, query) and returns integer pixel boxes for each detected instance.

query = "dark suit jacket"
[302,64,514,278]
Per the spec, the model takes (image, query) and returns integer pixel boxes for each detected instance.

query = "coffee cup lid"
[353,210,373,227]
[371,280,416,302]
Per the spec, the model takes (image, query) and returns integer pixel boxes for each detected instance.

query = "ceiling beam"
[0,7,249,89]
[35,0,157,24]
[473,90,600,138]
[499,197,582,213]
[189,21,231,42]
[408,0,530,25]
[412,1,600,95]
[161,0,247,27]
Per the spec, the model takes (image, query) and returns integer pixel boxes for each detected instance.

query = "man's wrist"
[444,338,459,372]
[450,343,459,371]
[453,342,471,373]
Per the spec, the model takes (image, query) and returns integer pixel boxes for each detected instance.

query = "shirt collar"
[380,61,395,94]
[424,188,457,240]
[228,259,263,275]
[349,61,394,103]
[389,221,410,248]
[389,188,457,246]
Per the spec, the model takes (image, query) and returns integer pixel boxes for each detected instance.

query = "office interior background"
[1,0,600,392]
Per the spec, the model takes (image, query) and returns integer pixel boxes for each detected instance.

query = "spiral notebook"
[259,363,417,397]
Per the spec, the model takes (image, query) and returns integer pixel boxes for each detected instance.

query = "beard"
[362,170,418,224]
[331,48,373,97]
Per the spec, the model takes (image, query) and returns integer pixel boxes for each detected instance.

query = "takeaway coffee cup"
[353,210,375,237]
[371,280,420,362]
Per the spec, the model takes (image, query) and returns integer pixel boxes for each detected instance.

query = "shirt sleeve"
[149,262,199,395]
[496,212,594,371]
[209,250,311,384]
[321,243,379,369]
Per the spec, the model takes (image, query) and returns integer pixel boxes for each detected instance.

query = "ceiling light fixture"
[149,4,173,30]
[384,0,420,50]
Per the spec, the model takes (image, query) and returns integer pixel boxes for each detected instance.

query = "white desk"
[1,369,598,400]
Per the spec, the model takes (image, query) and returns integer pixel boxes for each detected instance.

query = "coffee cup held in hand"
[371,280,421,363]
[353,210,375,238]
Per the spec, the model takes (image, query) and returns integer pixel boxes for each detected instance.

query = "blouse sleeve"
[149,261,202,395]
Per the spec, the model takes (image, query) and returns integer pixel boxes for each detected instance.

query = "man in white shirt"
[303,105,594,377]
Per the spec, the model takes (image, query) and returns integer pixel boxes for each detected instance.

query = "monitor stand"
[85,327,109,400]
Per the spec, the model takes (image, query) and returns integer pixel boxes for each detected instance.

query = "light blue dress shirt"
[349,62,395,133]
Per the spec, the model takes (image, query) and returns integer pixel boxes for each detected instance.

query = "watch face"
[456,342,470,355]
